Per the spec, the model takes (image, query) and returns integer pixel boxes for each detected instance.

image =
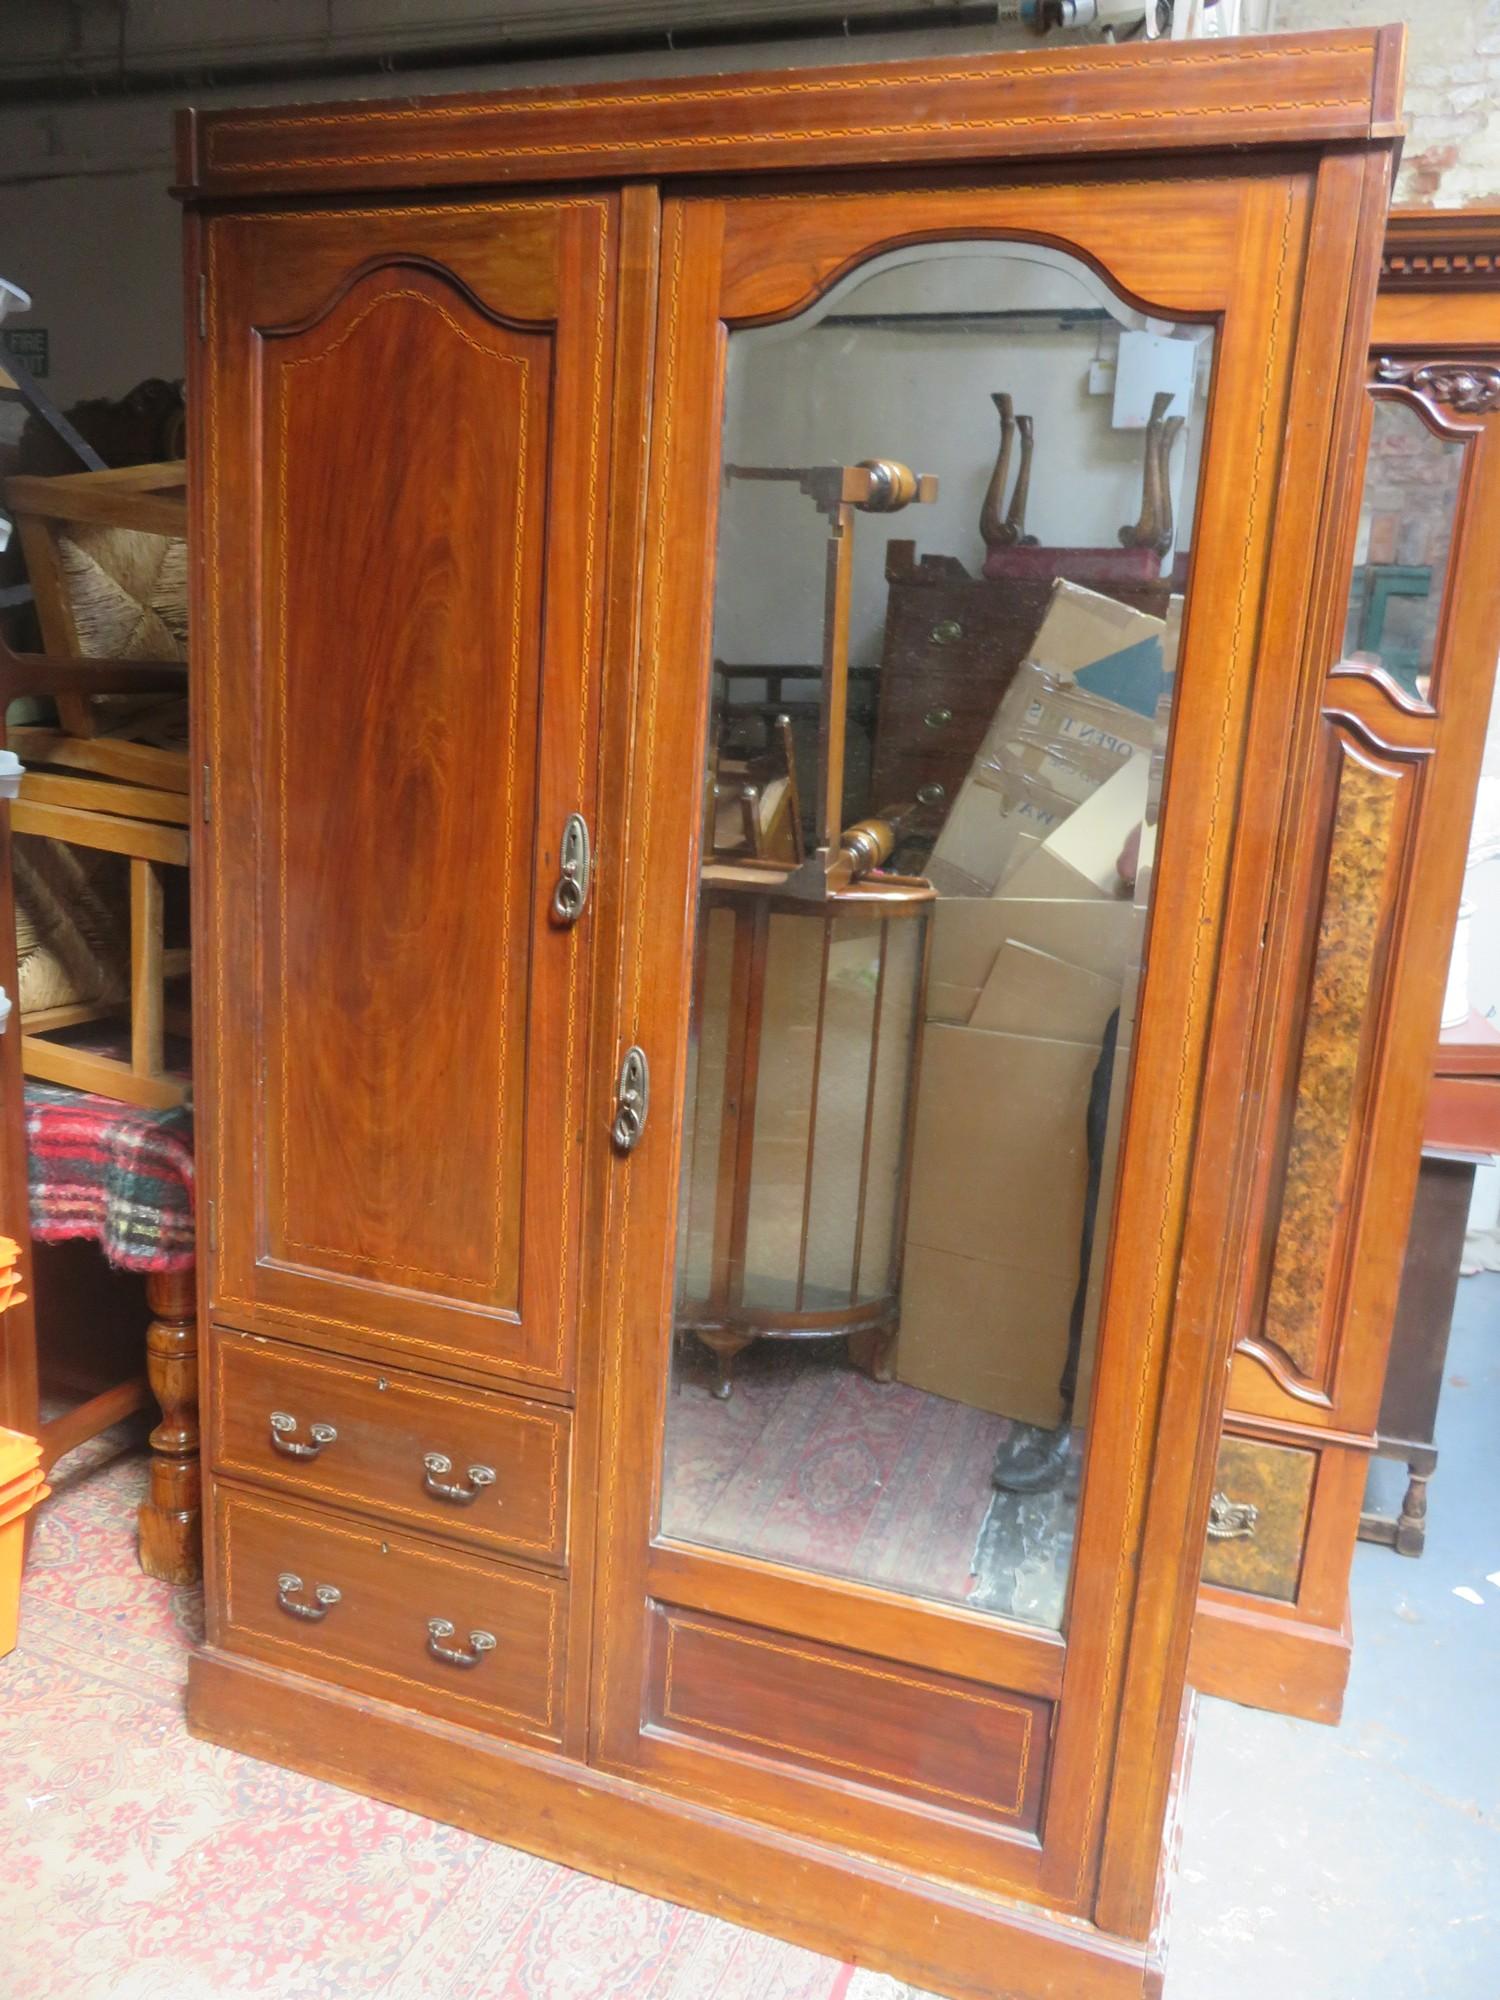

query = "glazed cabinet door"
[588,160,1385,1927]
[194,197,617,1389]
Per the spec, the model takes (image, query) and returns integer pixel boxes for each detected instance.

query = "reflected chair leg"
[697,1329,753,1401]
[137,1266,201,1584]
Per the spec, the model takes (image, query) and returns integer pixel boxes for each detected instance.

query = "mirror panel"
[1343,395,1465,701]
[660,242,1213,1634]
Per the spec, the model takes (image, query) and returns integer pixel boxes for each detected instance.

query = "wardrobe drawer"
[1200,1435,1316,1604]
[214,1483,565,1744]
[210,1330,569,1567]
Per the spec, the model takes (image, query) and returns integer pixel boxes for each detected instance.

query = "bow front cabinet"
[178,32,1401,1999]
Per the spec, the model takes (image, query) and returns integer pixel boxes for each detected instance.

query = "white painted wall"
[715,248,1204,671]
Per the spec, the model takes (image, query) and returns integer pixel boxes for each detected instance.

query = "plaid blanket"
[25,1082,194,1273]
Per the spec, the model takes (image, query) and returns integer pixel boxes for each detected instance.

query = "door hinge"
[207,1198,218,1255]
[201,763,212,823]
[197,272,207,341]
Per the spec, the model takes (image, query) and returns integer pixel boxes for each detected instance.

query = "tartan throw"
[25,1082,194,1273]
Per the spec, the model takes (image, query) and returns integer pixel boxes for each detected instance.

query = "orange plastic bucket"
[0,1428,46,1657]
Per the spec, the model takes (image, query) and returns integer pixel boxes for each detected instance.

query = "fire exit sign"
[1,329,49,379]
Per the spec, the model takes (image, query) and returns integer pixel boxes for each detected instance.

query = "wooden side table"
[1360,1013,1500,1555]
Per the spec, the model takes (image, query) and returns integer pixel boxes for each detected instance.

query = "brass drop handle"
[277,1572,341,1620]
[612,1045,650,1154]
[422,1451,496,1506]
[426,1617,497,1669]
[1206,1492,1259,1542]
[269,1411,337,1460]
[550,812,592,925]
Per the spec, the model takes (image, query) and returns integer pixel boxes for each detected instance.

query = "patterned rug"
[0,1438,921,2000]
[662,1339,1007,1607]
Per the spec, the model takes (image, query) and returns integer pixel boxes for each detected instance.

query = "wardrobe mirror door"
[660,240,1214,1633]
[1343,394,1465,702]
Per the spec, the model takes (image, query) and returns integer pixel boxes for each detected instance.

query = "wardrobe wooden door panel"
[198,198,617,1387]
[588,156,1380,1921]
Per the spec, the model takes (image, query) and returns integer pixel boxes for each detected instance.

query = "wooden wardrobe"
[1190,207,1500,1725]
[179,33,1400,2000]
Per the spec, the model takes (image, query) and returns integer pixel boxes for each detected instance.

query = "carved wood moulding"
[1375,354,1500,414]
[1381,210,1500,291]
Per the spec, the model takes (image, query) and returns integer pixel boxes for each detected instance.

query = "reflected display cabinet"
[178,34,1401,2000]
[1190,207,1500,1725]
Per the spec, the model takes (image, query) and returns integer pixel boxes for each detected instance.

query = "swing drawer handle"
[269,1412,337,1460]
[426,1617,497,1669]
[422,1452,496,1505]
[277,1572,341,1620]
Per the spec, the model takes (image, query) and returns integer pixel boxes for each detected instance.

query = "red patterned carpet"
[662,1340,1007,1603]
[0,1430,918,2000]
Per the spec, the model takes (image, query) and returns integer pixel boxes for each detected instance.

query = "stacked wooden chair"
[0,456,198,1583]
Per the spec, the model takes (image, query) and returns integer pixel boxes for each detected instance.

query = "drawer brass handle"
[550,812,592,926]
[916,782,947,807]
[269,1411,337,1460]
[426,1616,497,1669]
[930,619,964,645]
[1206,1492,1259,1541]
[923,706,953,730]
[422,1451,496,1506]
[277,1572,341,1620]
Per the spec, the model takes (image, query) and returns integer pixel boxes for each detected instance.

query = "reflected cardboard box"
[926,580,1164,900]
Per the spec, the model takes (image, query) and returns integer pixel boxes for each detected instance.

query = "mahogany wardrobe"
[1190,206,1500,1725]
[177,32,1401,2000]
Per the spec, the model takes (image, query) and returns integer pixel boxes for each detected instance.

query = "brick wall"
[1274,0,1500,203]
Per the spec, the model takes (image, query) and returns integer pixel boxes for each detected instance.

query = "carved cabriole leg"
[137,1266,201,1584]
[696,1328,753,1401]
[847,1325,897,1384]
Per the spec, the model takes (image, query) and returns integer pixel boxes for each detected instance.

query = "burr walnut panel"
[1257,732,1412,1389]
[1200,1435,1316,1603]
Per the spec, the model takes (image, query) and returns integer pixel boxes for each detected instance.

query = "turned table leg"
[137,1266,201,1584]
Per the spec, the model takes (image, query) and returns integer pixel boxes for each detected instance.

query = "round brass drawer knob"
[916,782,947,806]
[930,620,964,645]
[923,706,953,730]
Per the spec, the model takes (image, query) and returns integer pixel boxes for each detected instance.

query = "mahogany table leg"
[137,1266,201,1584]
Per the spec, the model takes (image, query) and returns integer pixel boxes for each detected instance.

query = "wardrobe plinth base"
[1189,1594,1351,1726]
[188,1645,1167,2000]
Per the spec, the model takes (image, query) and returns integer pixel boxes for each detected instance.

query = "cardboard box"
[1004,749,1149,902]
[898,1245,1075,1431]
[897,1023,1098,1428]
[929,895,1141,997]
[968,939,1119,1043]
[927,581,1163,898]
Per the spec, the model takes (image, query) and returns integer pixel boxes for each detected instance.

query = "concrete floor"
[1165,1270,1500,1999]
